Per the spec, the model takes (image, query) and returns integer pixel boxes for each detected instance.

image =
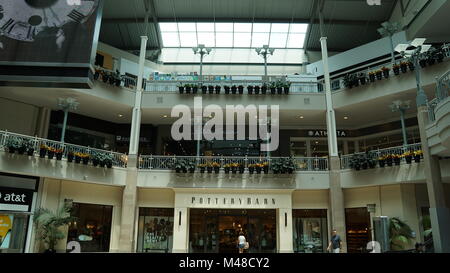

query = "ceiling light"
[344,116,349,120]
[118,114,123,118]
[163,115,168,118]
[299,116,304,119]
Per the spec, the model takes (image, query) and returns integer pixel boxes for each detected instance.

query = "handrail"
[138,155,328,171]
[0,130,127,168]
[340,143,422,169]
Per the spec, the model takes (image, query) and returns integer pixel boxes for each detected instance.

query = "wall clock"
[0,0,98,43]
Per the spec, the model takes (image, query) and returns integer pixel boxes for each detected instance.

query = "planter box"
[75,156,81,164]
[379,160,385,168]
[405,156,412,164]
[284,87,289,94]
[39,148,46,158]
[214,167,220,174]
[68,154,74,162]
[27,149,34,156]
[276,87,283,94]
[56,153,63,161]
[47,151,55,160]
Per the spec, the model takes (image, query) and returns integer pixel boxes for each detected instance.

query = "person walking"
[237,231,247,254]
[327,229,342,253]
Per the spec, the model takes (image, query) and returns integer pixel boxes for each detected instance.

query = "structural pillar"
[172,207,189,253]
[118,36,148,252]
[34,107,51,138]
[417,105,450,253]
[277,208,294,253]
[320,36,347,252]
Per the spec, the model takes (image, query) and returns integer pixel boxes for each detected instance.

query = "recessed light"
[344,116,349,120]
[118,114,123,117]
[299,116,304,119]
[163,115,168,118]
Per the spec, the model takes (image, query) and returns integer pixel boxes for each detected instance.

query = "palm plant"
[33,203,76,253]
[389,217,414,250]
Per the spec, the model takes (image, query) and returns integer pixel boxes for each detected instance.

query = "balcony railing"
[0,130,127,168]
[427,69,450,122]
[144,80,321,94]
[138,155,328,171]
[340,143,422,170]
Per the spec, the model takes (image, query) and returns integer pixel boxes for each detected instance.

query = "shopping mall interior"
[0,0,449,254]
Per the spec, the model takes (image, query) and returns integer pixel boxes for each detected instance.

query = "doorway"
[189,209,276,253]
[345,208,372,253]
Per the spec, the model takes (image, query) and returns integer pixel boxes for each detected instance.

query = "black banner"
[0,187,34,212]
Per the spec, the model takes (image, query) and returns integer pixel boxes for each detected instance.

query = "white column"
[34,107,51,138]
[172,207,189,253]
[306,140,312,157]
[277,208,294,253]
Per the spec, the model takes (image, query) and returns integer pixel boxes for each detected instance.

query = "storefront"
[292,209,328,253]
[0,173,39,253]
[172,189,293,253]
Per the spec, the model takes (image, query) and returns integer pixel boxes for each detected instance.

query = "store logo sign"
[308,130,348,137]
[191,196,276,206]
[171,97,279,152]
[0,188,33,212]
[367,0,381,5]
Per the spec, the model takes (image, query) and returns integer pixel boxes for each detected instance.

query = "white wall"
[307,31,408,76]
[0,97,39,135]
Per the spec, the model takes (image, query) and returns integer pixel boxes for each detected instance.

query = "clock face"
[0,0,98,42]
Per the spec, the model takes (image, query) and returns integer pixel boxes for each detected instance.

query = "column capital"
[320,37,328,42]
[140,36,148,41]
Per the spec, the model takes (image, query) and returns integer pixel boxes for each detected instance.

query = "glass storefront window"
[293,209,328,253]
[0,214,29,253]
[137,208,174,253]
[67,203,113,253]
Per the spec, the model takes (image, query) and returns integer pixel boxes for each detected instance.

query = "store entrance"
[189,209,276,253]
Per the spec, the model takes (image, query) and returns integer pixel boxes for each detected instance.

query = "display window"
[292,209,328,253]
[137,208,174,253]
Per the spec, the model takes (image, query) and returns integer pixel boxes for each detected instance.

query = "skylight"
[159,22,308,49]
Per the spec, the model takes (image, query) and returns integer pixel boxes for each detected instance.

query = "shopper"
[237,231,247,254]
[327,229,342,253]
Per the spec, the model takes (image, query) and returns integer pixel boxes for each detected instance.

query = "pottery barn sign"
[191,196,276,206]
[180,193,290,209]
[0,187,33,212]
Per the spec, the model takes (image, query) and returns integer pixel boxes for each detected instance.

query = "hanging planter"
[67,152,74,163]
[247,85,254,94]
[27,148,34,156]
[92,159,99,167]
[215,85,221,94]
[414,150,422,163]
[393,64,400,75]
[400,62,408,73]
[359,75,367,85]
[419,59,427,68]
[39,145,47,158]
[224,166,230,174]
[261,85,267,94]
[270,87,276,94]
[55,150,63,161]
[386,156,393,167]
[178,86,184,94]
[192,86,198,94]
[239,166,245,174]
[82,156,89,165]
[276,87,283,94]
[207,166,213,173]
[231,85,237,94]
[408,62,415,71]
[284,86,290,94]
[375,70,383,80]
[47,148,55,159]
[381,67,390,78]
[185,85,192,94]
[238,85,244,94]
[393,156,401,166]
[224,86,230,94]
[379,158,386,168]
[201,85,207,94]
[208,85,214,94]
[248,166,255,174]
[255,86,261,94]
[369,72,376,83]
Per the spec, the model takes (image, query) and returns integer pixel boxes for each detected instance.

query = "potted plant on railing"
[255,163,262,174]
[392,154,401,166]
[393,63,400,75]
[414,150,423,163]
[261,84,267,94]
[238,85,244,94]
[435,47,445,63]
[201,85,207,94]
[283,158,296,174]
[403,151,413,164]
[198,163,206,173]
[55,148,64,161]
[224,163,231,174]
[368,71,376,83]
[215,85,221,94]
[400,62,408,73]
[92,152,100,167]
[81,153,90,165]
[67,150,74,163]
[381,66,390,78]
[247,85,254,95]
[186,160,196,173]
[262,162,269,174]
[208,85,214,94]
[407,60,415,71]
[358,72,367,85]
[17,139,27,155]
[378,155,386,168]
[74,152,83,164]
[238,163,245,174]
[426,48,436,66]
[419,56,427,68]
[224,85,230,94]
[385,154,393,167]
[231,163,239,174]
[39,144,48,158]
[104,154,113,168]
[284,81,291,94]
[231,85,237,94]
[192,84,199,94]
[206,162,213,173]
[269,82,276,94]
[185,84,192,94]
[6,137,21,154]
[254,85,260,95]
[276,81,283,94]
[25,140,35,156]
[212,162,220,173]
[173,159,186,173]
[248,164,255,174]
[349,154,363,171]
[343,74,355,89]
[375,69,383,80]
[177,83,184,94]
[47,147,56,159]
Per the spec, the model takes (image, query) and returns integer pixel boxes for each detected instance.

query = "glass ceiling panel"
[215,32,233,47]
[234,23,252,32]
[179,32,197,47]
[215,23,233,32]
[178,23,196,32]
[197,23,215,32]
[159,22,178,32]
[159,22,308,48]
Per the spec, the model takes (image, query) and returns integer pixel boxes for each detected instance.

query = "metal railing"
[138,155,328,171]
[340,143,422,169]
[143,80,321,94]
[436,70,450,102]
[0,130,127,168]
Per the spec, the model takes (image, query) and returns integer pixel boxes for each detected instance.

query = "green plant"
[421,215,432,238]
[33,203,76,252]
[6,137,22,149]
[389,217,415,250]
